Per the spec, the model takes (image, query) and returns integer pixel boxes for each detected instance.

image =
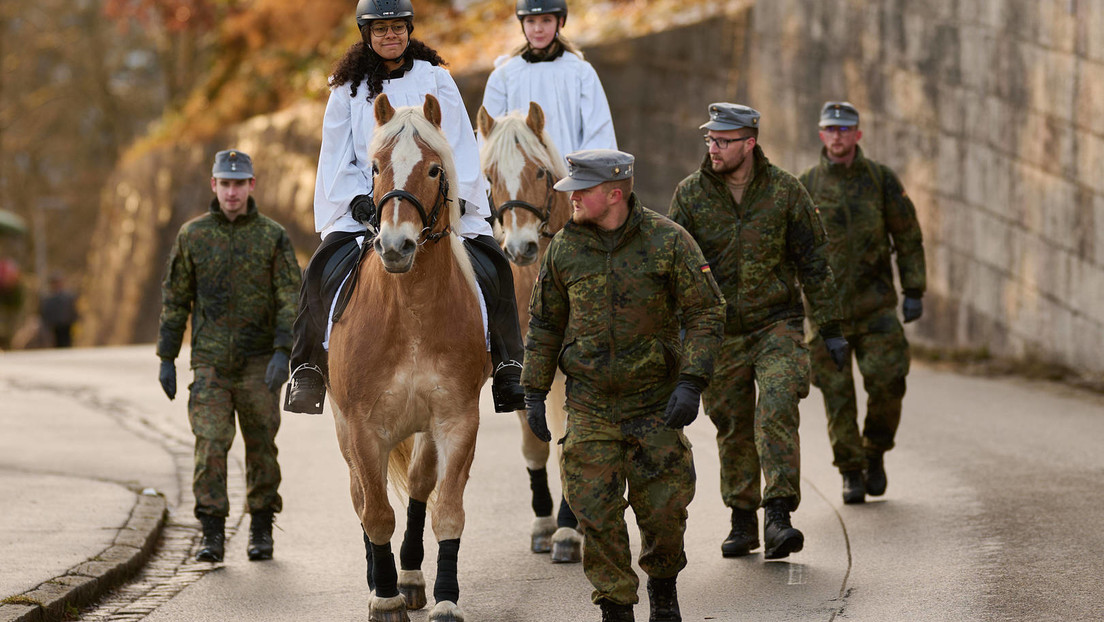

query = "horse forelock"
[480,113,566,201]
[371,106,461,227]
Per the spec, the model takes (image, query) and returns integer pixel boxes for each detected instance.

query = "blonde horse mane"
[479,111,568,188]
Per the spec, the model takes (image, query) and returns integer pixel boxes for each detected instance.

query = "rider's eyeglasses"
[703,135,752,149]
[370,22,409,36]
[821,126,855,134]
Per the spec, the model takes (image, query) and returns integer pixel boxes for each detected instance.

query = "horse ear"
[526,101,546,135]
[422,94,442,128]
[476,106,495,138]
[375,94,395,125]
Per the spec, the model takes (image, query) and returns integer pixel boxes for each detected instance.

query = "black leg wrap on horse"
[370,541,399,599]
[557,495,579,530]
[400,499,427,571]
[528,468,554,517]
[363,531,375,590]
[433,538,461,604]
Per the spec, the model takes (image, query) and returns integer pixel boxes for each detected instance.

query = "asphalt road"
[3,345,1102,621]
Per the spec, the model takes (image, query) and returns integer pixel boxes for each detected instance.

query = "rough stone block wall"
[739,0,1103,379]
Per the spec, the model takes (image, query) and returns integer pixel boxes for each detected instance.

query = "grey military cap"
[819,101,860,127]
[699,103,761,131]
[554,149,635,192]
[212,149,254,179]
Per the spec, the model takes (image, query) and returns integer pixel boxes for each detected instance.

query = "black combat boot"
[247,510,274,561]
[721,507,759,557]
[284,364,326,414]
[646,576,681,622]
[841,469,866,504]
[762,499,804,560]
[598,599,635,622]
[196,514,225,562]
[491,361,526,413]
[865,452,887,496]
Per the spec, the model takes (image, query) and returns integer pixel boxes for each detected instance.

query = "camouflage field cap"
[554,149,635,192]
[212,149,254,179]
[819,101,860,127]
[700,103,760,131]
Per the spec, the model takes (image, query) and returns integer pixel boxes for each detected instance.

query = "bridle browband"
[374,164,452,244]
[490,167,557,239]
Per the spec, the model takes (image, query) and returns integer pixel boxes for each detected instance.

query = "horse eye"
[371,162,379,176]
[428,164,441,178]
[536,169,545,179]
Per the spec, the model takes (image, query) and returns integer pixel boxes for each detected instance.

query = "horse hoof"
[398,569,427,610]
[531,516,556,553]
[429,600,465,621]
[369,594,410,622]
[550,527,583,563]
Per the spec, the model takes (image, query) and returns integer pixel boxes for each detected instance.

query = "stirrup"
[491,361,525,413]
[284,364,326,414]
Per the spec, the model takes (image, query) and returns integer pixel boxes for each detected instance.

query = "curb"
[0,489,167,622]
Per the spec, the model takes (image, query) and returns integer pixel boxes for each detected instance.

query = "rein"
[375,166,453,244]
[491,168,557,239]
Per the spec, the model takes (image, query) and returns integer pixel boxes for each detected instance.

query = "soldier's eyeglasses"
[822,126,855,134]
[370,22,409,36]
[703,135,752,149]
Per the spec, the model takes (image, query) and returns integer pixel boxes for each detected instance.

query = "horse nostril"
[525,241,538,257]
[401,239,417,255]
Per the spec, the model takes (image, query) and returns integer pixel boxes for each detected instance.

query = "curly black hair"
[330,26,448,101]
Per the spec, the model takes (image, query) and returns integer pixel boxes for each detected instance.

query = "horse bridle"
[373,165,453,244]
[490,168,557,239]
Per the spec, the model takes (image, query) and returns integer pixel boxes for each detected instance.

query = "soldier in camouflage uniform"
[523,149,725,622]
[799,102,926,504]
[157,150,302,563]
[669,103,850,561]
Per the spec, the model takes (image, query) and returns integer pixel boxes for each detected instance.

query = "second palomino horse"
[328,93,488,622]
[477,101,583,563]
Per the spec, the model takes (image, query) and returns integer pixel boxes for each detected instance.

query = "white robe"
[314,59,492,240]
[482,51,617,159]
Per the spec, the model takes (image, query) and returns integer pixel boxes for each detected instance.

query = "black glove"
[525,392,551,442]
[824,336,851,372]
[351,194,376,227]
[159,359,176,400]
[902,296,923,323]
[264,351,290,392]
[663,378,703,429]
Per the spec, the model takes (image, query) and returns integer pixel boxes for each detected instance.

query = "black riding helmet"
[516,0,567,25]
[356,0,414,28]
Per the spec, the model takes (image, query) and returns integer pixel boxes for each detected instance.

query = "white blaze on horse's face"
[374,130,438,273]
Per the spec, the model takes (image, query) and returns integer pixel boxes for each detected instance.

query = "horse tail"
[387,437,414,498]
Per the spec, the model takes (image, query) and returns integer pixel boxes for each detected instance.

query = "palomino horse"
[476,102,582,563]
[328,93,488,622]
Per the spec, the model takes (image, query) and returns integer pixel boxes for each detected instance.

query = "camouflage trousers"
[561,406,695,606]
[810,307,909,472]
[704,318,809,512]
[188,355,283,518]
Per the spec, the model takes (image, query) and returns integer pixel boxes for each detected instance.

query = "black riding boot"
[647,576,681,622]
[865,452,887,496]
[285,231,362,414]
[599,599,635,622]
[842,469,866,504]
[248,510,275,561]
[466,235,525,412]
[721,507,759,557]
[763,498,804,560]
[196,514,225,562]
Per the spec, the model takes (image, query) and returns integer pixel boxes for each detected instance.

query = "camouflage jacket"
[522,195,726,421]
[157,197,301,372]
[799,146,926,321]
[669,146,843,336]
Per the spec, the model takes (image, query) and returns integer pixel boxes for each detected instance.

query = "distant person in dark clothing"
[40,273,78,347]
